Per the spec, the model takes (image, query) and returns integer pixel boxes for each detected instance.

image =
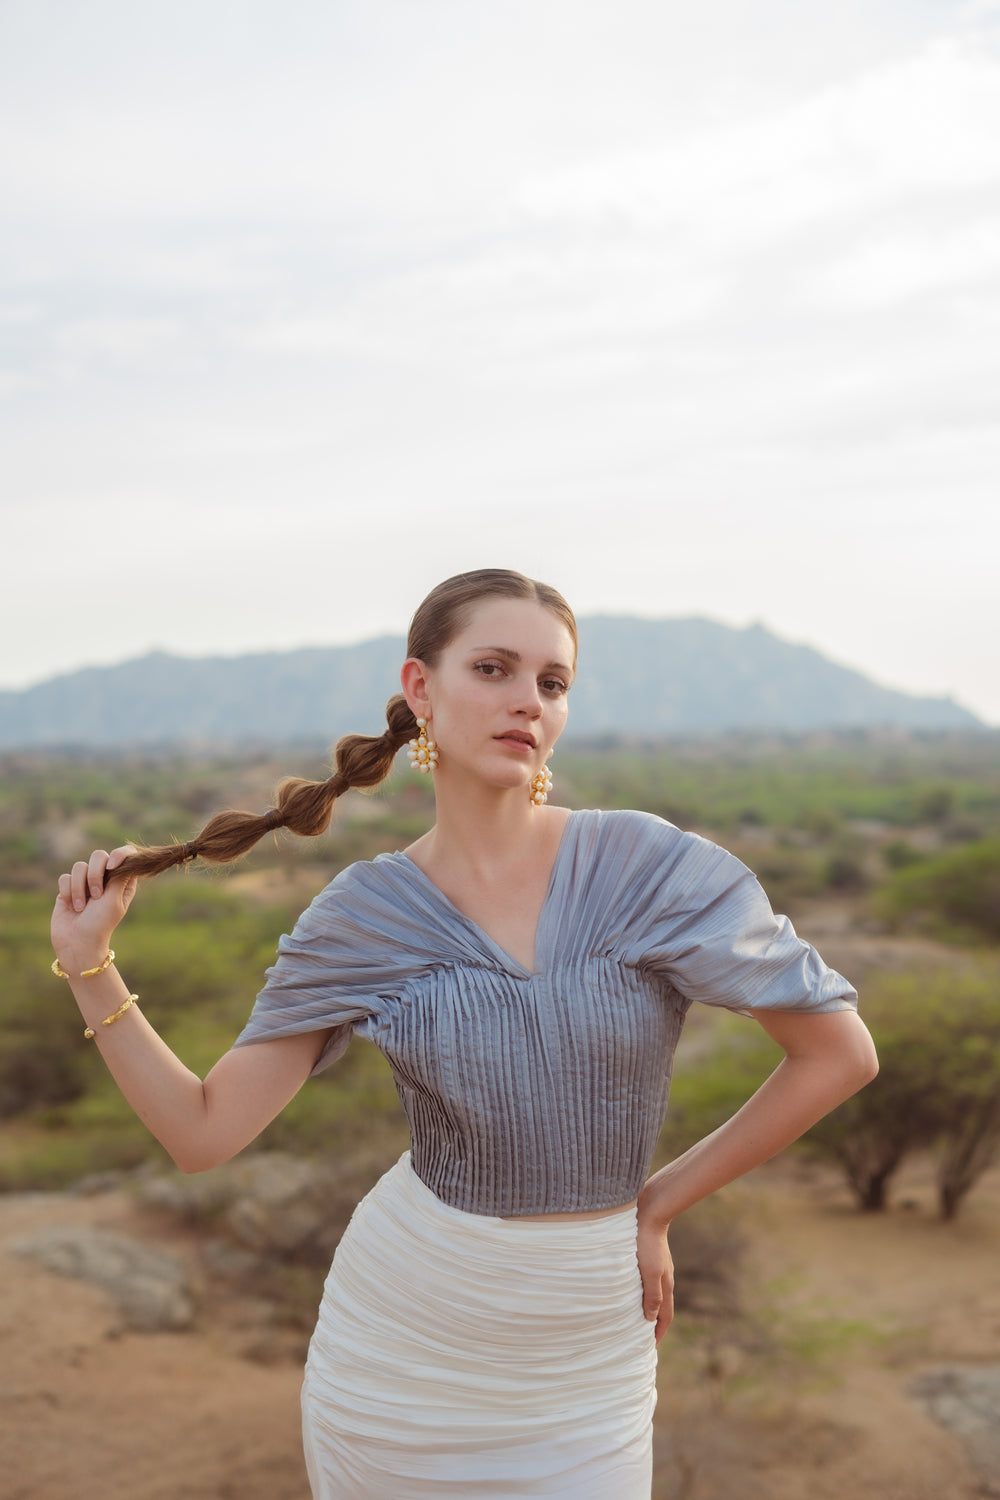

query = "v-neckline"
[392,810,580,978]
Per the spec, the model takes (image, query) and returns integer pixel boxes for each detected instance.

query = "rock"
[909,1365,1000,1482]
[201,1237,262,1275]
[135,1166,236,1219]
[223,1155,341,1258]
[134,1150,385,1263]
[7,1226,195,1331]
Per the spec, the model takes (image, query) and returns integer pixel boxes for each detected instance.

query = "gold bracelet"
[83,993,138,1040]
[51,950,115,980]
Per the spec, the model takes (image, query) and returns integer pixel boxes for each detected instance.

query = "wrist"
[51,946,116,980]
[638,1174,673,1229]
[638,1158,683,1230]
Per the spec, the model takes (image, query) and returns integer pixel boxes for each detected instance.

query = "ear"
[400,657,433,720]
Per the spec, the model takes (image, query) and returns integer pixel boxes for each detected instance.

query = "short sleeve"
[232,863,411,1074]
[617,813,857,1016]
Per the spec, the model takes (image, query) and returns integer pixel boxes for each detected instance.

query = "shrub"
[877,838,1000,943]
[806,963,1000,1216]
[882,839,926,871]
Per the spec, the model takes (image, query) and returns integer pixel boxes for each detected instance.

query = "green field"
[2,729,999,1210]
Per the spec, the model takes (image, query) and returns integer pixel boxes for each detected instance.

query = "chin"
[483,768,531,793]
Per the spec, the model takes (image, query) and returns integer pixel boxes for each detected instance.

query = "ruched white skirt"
[301,1153,658,1498]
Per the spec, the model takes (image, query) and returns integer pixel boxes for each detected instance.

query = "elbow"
[171,1150,213,1175]
[808,1017,879,1104]
[845,1031,879,1095]
[169,1141,233,1175]
[174,1155,214,1176]
[167,1084,233,1174]
[858,1019,880,1083]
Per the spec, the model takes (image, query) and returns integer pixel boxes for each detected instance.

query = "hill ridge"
[0,616,980,748]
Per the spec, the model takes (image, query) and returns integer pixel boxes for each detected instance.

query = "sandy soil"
[652,1154,1000,1500]
[3,1153,998,1500]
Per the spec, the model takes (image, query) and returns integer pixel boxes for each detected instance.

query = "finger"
[655,1285,675,1345]
[57,873,72,904]
[642,1271,664,1324]
[69,860,91,912]
[107,843,136,872]
[87,850,110,900]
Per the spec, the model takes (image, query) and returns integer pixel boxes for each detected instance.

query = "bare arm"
[51,847,333,1173]
[637,1008,878,1343]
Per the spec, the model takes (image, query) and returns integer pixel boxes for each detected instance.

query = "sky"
[2,0,999,723]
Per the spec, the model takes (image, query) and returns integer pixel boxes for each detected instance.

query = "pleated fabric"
[235,808,857,1218]
[301,1154,658,1499]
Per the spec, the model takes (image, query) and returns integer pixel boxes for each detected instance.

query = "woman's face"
[404,596,575,792]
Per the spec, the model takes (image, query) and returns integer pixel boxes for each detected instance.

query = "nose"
[511,672,544,718]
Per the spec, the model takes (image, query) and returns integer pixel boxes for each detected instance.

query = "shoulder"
[309,849,417,907]
[567,805,678,850]
[275,853,413,957]
[557,808,752,941]
[569,806,739,882]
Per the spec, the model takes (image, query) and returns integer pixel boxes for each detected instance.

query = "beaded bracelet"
[84,994,138,1040]
[51,950,115,980]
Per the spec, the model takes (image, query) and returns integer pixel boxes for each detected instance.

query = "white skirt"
[301,1153,657,1498]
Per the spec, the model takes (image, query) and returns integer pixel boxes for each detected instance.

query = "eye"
[473,659,508,680]
[541,677,569,697]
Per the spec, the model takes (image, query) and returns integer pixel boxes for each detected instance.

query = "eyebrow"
[470,646,575,678]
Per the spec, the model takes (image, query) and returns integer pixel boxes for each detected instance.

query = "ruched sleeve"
[232,862,415,1074]
[612,811,857,1016]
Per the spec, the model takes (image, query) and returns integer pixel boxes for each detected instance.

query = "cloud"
[244,239,725,381]
[803,218,1000,308]
[1,2,998,722]
[54,316,182,360]
[517,38,1000,251]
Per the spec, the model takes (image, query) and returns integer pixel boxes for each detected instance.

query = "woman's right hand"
[50,845,138,971]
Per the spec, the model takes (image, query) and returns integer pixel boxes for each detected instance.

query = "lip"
[494,731,537,751]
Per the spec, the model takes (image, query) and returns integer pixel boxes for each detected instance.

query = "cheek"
[547,703,570,744]
[432,683,493,737]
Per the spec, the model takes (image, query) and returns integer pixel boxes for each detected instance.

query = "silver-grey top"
[234,808,857,1217]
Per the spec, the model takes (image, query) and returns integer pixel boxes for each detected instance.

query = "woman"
[50,569,877,1499]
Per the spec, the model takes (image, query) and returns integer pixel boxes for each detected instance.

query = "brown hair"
[105,569,576,883]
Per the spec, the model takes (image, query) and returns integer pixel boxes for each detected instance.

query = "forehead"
[451,597,576,665]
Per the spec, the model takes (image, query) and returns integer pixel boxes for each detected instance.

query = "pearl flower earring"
[529,764,553,805]
[407,718,439,775]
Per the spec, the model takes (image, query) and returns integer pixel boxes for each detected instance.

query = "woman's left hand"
[636,1208,674,1345]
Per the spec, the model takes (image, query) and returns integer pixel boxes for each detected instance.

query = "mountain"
[571,618,982,734]
[0,618,981,750]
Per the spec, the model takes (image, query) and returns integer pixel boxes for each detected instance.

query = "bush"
[806,963,1000,1216]
[745,848,827,913]
[882,839,926,871]
[877,838,1000,943]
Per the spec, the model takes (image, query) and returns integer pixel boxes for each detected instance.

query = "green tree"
[807,965,1000,1216]
[931,1018,1000,1220]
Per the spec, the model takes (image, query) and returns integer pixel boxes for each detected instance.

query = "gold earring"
[407,718,438,775]
[529,764,552,805]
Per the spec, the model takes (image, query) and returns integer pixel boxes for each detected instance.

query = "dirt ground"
[652,1154,1000,1500]
[3,1151,998,1500]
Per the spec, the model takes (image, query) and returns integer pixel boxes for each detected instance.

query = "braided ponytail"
[104,694,419,885]
[103,569,576,887]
